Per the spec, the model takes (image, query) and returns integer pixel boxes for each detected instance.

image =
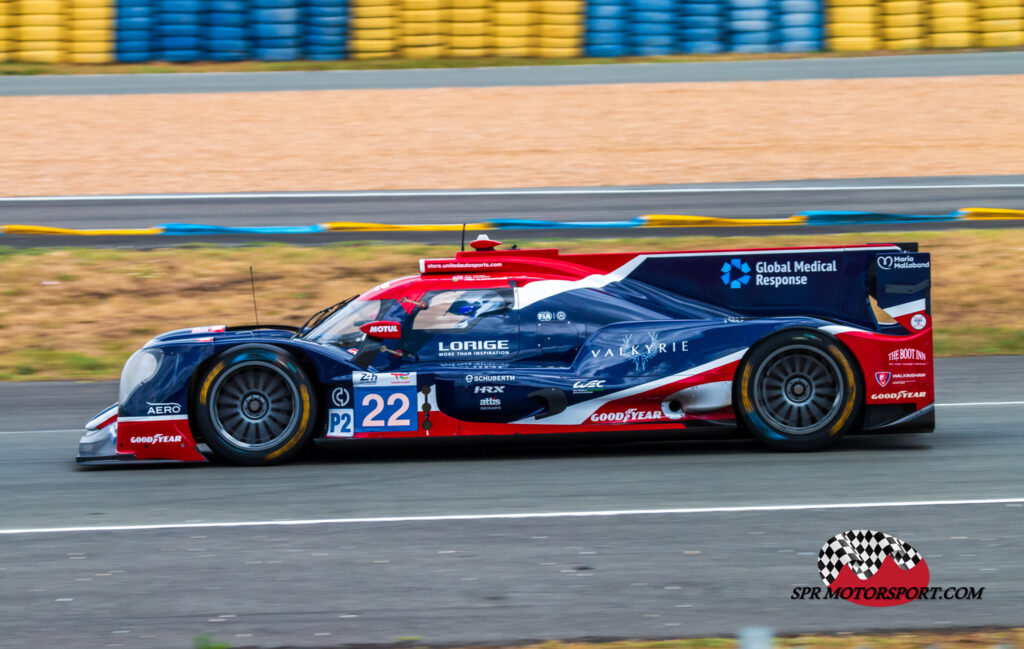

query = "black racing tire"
[733,329,862,451]
[193,344,318,466]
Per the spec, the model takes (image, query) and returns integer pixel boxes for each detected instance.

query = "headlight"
[119,348,163,403]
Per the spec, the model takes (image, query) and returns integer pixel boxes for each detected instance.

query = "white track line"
[2,497,1022,535]
[0,400,1021,436]
[2,183,1024,202]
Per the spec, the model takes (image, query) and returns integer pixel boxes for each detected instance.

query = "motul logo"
[130,434,183,444]
[368,324,397,334]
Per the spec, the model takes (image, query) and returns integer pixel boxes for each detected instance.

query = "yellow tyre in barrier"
[535,45,578,56]
[353,27,399,39]
[401,33,443,46]
[71,28,113,41]
[493,23,531,36]
[931,1,975,17]
[495,45,531,56]
[883,24,925,37]
[980,17,1024,30]
[539,22,579,36]
[931,16,975,30]
[450,0,487,7]
[978,0,1018,6]
[403,8,443,20]
[401,0,442,8]
[537,35,578,47]
[402,43,445,57]
[981,29,1024,44]
[882,0,926,13]
[828,35,881,50]
[0,14,12,28]
[494,11,533,24]
[828,22,877,36]
[930,30,975,45]
[18,14,63,27]
[18,0,64,12]
[828,6,878,22]
[884,36,927,47]
[540,0,583,12]
[981,5,1023,19]
[352,4,396,18]
[69,50,112,63]
[352,15,397,28]
[72,19,113,30]
[16,48,65,62]
[401,20,440,34]
[450,21,487,34]
[66,0,108,7]
[539,11,580,23]
[449,33,487,47]
[448,46,489,56]
[883,12,924,26]
[16,25,63,40]
[493,34,532,46]
[357,0,396,6]
[70,5,114,19]
[349,38,399,51]
[69,39,109,52]
[351,50,393,59]
[450,7,487,20]
[829,0,878,5]
[495,0,533,10]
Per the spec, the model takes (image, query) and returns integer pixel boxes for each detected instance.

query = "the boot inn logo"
[790,530,984,606]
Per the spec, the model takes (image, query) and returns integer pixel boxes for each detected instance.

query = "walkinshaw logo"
[590,332,687,373]
[721,257,838,289]
[875,372,892,387]
[438,340,510,358]
[589,408,664,423]
[130,434,183,444]
[791,529,983,607]
[146,402,182,416]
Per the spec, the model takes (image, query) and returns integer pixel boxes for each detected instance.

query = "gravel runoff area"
[1,75,1022,197]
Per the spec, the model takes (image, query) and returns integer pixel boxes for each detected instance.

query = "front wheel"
[734,330,862,451]
[193,345,318,465]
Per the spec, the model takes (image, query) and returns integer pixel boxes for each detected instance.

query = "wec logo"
[573,379,606,391]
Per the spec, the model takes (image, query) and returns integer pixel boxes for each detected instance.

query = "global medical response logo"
[720,259,751,289]
[817,530,929,607]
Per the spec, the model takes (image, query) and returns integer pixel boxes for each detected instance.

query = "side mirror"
[359,320,402,339]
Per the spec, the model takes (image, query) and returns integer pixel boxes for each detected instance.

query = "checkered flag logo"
[818,529,924,586]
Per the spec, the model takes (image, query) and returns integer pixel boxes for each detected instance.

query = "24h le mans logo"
[817,530,930,607]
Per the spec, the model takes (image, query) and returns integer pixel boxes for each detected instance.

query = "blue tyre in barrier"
[209,0,246,10]
[161,13,203,25]
[682,14,723,28]
[631,33,674,46]
[117,49,154,61]
[160,35,203,49]
[252,0,299,7]
[633,43,674,54]
[307,22,347,34]
[161,49,202,61]
[778,0,817,11]
[777,26,821,40]
[251,8,301,22]
[207,25,246,39]
[208,12,246,26]
[728,0,772,7]
[586,31,628,45]
[731,7,772,20]
[116,39,152,52]
[118,6,150,18]
[208,50,247,60]
[632,20,675,35]
[731,42,774,51]
[118,0,150,6]
[252,22,302,38]
[118,29,151,41]
[730,29,773,43]
[632,10,675,22]
[117,17,152,29]
[589,5,627,19]
[255,37,300,48]
[158,0,203,11]
[587,17,627,31]
[308,5,346,18]
[306,43,343,53]
[306,32,345,46]
[162,23,203,36]
[254,46,301,60]
[586,43,630,56]
[308,52,345,60]
[684,2,723,15]
[632,0,675,10]
[682,26,721,40]
[779,39,819,51]
[681,40,724,52]
[730,19,772,31]
[778,11,820,26]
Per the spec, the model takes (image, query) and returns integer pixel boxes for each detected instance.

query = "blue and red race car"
[79,236,934,466]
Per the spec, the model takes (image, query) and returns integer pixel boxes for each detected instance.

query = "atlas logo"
[146,402,182,416]
[720,258,751,289]
[479,397,501,409]
[474,385,505,394]
[874,372,892,387]
[817,529,929,607]
[130,434,183,444]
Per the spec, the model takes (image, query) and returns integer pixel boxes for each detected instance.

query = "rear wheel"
[194,345,317,465]
[734,330,862,451]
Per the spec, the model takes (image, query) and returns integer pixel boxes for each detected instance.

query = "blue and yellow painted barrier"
[2,208,1021,236]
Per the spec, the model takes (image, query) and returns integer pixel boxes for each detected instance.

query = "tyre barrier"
[4,208,1021,237]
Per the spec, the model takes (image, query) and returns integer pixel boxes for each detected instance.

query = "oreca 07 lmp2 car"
[78,237,934,466]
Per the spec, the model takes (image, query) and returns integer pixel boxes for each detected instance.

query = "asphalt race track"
[1,356,1022,648]
[1,51,1022,96]
[2,176,1024,247]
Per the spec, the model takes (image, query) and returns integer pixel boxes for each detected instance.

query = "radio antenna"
[461,223,467,252]
[249,266,260,328]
